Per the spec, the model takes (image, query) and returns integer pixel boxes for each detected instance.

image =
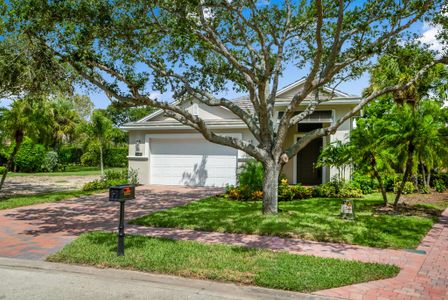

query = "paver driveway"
[0,185,222,260]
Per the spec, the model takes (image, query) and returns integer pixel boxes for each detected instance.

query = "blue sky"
[83,21,442,109]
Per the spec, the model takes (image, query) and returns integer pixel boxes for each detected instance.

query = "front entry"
[296,138,323,185]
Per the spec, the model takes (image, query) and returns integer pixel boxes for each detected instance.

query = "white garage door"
[149,138,237,187]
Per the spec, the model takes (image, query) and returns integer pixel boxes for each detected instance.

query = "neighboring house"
[122,79,361,187]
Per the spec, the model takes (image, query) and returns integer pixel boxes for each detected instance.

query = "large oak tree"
[6,0,447,213]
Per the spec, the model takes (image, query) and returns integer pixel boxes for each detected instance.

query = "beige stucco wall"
[127,104,355,185]
[127,128,253,185]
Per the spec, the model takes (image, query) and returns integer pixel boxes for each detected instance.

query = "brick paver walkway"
[0,185,222,260]
[127,208,448,300]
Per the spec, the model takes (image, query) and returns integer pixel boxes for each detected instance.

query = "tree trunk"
[372,168,388,206]
[420,159,427,189]
[0,131,24,191]
[262,159,280,214]
[426,171,431,188]
[99,144,104,177]
[370,155,388,206]
[394,142,415,209]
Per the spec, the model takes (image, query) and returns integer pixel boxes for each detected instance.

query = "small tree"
[317,141,351,182]
[87,111,114,177]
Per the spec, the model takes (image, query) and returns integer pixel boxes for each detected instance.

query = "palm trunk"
[99,144,104,177]
[262,159,280,214]
[0,131,24,191]
[420,159,427,189]
[426,171,431,188]
[370,155,388,206]
[394,142,415,209]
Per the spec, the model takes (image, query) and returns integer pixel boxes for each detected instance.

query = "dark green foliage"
[58,147,83,165]
[433,180,446,193]
[351,173,378,194]
[81,179,128,192]
[393,182,416,195]
[279,182,313,201]
[237,160,264,198]
[104,147,128,167]
[81,146,127,167]
[14,138,46,172]
[313,179,363,198]
[431,173,448,187]
[81,168,137,191]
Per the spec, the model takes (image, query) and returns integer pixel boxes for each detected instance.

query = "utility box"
[109,184,135,202]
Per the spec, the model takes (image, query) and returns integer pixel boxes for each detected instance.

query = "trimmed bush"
[42,151,59,172]
[351,173,378,194]
[313,179,363,198]
[237,160,264,198]
[82,168,139,192]
[434,179,446,193]
[14,138,46,172]
[393,181,416,195]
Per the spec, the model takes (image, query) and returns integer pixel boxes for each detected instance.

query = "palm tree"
[88,110,114,176]
[0,99,33,190]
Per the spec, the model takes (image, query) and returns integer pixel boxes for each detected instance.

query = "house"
[122,79,361,187]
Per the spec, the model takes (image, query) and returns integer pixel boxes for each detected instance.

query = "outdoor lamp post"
[109,184,135,256]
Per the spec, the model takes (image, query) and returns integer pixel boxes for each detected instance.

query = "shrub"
[104,147,128,167]
[82,168,139,192]
[393,181,416,195]
[226,186,243,200]
[14,138,46,172]
[104,169,128,181]
[434,179,446,193]
[82,178,128,192]
[42,151,59,172]
[0,166,6,174]
[313,179,363,198]
[237,160,263,198]
[128,168,140,185]
[251,190,263,200]
[383,174,400,192]
[313,183,337,198]
[58,147,83,165]
[431,173,448,187]
[351,173,378,194]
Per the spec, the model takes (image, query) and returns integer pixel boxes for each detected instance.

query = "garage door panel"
[149,138,237,187]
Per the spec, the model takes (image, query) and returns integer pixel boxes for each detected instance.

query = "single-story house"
[122,78,361,187]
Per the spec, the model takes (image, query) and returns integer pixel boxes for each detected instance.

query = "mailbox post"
[109,184,135,256]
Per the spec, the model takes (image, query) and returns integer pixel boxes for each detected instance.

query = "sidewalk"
[0,257,329,300]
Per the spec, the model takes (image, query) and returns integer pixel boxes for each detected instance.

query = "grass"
[8,166,125,177]
[47,231,399,293]
[0,189,104,210]
[131,193,445,249]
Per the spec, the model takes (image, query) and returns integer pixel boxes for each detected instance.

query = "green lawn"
[47,231,399,293]
[0,190,104,210]
[8,166,125,177]
[131,194,444,249]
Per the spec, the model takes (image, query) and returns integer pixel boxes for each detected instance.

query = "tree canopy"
[4,0,447,213]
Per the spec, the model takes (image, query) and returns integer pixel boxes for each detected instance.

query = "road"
[0,257,330,300]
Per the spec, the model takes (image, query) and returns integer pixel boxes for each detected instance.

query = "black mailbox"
[109,184,135,256]
[109,184,135,202]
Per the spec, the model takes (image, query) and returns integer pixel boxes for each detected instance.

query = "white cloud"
[419,22,444,53]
